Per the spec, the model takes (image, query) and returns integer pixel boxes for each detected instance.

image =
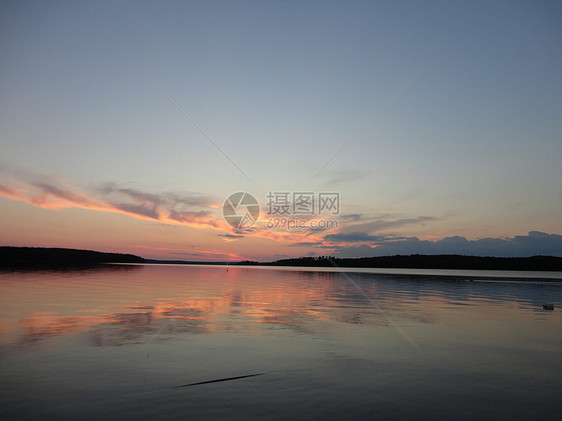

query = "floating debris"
[543,304,554,310]
[172,373,265,388]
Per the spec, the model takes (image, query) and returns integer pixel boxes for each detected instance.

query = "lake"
[1,264,561,420]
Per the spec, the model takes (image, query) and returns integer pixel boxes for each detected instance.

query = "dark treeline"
[3,247,561,271]
[0,247,145,269]
[240,255,562,271]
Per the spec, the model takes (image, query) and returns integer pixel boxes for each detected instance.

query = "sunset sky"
[1,1,561,261]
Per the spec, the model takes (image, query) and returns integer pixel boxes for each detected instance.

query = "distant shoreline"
[1,247,561,272]
[0,247,144,269]
[244,255,562,272]
[147,255,562,272]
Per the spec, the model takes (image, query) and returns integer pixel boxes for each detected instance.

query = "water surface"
[1,264,561,420]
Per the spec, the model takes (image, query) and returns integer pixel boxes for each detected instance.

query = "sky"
[1,0,561,261]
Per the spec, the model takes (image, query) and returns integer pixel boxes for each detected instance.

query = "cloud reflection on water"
[0,265,560,350]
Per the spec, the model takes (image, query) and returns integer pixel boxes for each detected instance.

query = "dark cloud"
[98,182,215,210]
[97,183,162,206]
[111,202,159,219]
[291,241,324,247]
[218,234,245,239]
[31,182,97,206]
[332,231,562,258]
[332,244,377,258]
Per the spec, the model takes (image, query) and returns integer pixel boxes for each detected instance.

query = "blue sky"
[1,1,561,259]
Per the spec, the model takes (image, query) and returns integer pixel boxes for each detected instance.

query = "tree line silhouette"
[0,247,144,269]
[240,254,562,271]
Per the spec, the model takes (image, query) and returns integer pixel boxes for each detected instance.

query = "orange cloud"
[0,184,28,201]
[0,177,229,231]
[0,173,337,251]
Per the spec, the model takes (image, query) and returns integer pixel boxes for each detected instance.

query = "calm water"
[1,264,561,420]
